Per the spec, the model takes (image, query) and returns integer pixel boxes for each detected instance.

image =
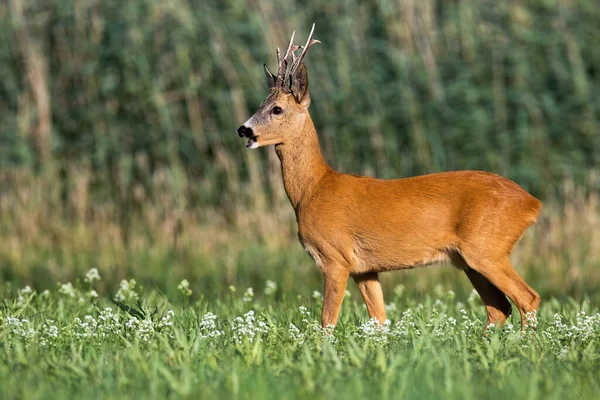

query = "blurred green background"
[0,0,598,301]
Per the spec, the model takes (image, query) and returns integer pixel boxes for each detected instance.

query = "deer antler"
[271,24,320,89]
[288,23,321,78]
[275,31,299,88]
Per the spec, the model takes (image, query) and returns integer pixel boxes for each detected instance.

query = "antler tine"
[289,23,321,77]
[275,47,283,85]
[275,30,297,87]
[282,30,297,62]
[276,47,281,67]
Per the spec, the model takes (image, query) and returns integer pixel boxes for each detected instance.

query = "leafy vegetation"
[1,0,599,211]
[2,271,600,399]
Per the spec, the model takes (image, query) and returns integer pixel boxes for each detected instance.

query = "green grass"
[2,270,600,399]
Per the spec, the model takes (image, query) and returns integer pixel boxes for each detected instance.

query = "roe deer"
[237,24,541,331]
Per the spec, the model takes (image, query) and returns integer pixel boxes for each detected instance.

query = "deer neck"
[275,114,332,209]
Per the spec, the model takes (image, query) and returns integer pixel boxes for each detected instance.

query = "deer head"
[238,24,320,149]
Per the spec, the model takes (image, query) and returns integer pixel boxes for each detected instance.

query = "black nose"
[237,125,253,138]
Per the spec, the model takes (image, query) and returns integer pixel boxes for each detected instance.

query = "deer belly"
[350,235,453,274]
[298,224,454,274]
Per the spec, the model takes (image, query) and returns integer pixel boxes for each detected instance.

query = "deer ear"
[291,63,310,107]
[264,64,276,88]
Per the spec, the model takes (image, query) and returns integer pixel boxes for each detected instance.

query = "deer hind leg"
[464,268,512,328]
[352,272,386,324]
[462,254,540,329]
[321,267,350,328]
[450,252,512,328]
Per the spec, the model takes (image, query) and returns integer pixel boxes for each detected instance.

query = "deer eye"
[272,106,283,115]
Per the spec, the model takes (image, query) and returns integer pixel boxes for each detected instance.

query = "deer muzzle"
[237,125,259,149]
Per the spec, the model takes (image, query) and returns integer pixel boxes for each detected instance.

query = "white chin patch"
[246,137,259,149]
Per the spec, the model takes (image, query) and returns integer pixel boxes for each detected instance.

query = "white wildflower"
[458,307,479,333]
[74,308,122,340]
[522,310,538,336]
[114,279,138,302]
[39,320,59,347]
[264,280,277,296]
[198,312,224,339]
[84,268,101,283]
[158,310,175,329]
[16,285,35,307]
[20,285,33,295]
[59,282,76,298]
[292,305,335,344]
[391,309,421,338]
[177,279,192,297]
[4,316,37,341]
[355,318,391,345]
[432,313,458,339]
[242,287,254,303]
[231,310,269,344]
[289,323,305,345]
[126,318,155,342]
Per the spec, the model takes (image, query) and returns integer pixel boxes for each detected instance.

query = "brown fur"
[240,59,541,331]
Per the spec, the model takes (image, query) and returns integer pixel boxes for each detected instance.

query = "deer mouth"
[245,136,259,149]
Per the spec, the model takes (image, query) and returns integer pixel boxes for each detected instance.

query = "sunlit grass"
[1,270,600,399]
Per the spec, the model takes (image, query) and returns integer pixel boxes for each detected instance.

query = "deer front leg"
[353,272,387,324]
[321,268,350,328]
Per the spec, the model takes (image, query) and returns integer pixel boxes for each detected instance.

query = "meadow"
[2,269,600,399]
